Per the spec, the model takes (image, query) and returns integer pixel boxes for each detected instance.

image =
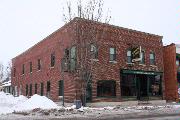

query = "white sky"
[0,0,179,65]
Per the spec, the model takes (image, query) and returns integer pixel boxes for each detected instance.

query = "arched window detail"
[90,44,98,59]
[150,52,155,65]
[140,51,145,64]
[127,49,132,63]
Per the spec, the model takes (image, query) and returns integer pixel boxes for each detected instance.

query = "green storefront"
[120,69,163,101]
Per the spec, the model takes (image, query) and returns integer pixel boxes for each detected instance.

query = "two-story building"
[12,18,164,104]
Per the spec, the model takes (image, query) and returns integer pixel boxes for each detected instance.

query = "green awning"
[121,69,163,75]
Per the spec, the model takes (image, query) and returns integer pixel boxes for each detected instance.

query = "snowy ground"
[0,92,180,120]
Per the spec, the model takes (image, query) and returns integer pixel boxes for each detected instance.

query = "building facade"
[2,77,12,94]
[12,18,164,103]
[163,44,180,102]
[176,45,180,101]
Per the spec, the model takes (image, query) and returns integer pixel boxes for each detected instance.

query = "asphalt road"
[1,114,180,120]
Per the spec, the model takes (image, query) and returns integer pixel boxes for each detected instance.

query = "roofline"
[75,17,163,38]
[12,17,163,62]
[12,18,78,61]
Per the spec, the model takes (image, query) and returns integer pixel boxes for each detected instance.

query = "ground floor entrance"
[121,70,163,101]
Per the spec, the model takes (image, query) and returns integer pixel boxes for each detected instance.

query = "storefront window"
[148,75,162,96]
[97,80,116,97]
[121,74,136,97]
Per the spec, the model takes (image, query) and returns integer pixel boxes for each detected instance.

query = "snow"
[172,105,180,108]
[1,91,180,117]
[0,92,58,115]
[0,92,27,115]
[13,94,59,112]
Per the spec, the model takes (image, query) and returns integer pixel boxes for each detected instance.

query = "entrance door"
[136,75,148,100]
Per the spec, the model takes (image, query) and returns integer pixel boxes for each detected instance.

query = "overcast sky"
[0,0,179,65]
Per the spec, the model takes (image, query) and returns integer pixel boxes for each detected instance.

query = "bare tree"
[62,0,111,106]
[5,62,12,79]
[0,63,4,82]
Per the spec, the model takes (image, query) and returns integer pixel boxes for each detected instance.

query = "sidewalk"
[0,104,180,120]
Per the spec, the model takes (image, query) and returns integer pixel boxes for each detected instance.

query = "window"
[150,52,155,65]
[140,51,145,64]
[97,80,116,97]
[47,81,50,92]
[70,46,76,71]
[121,74,136,97]
[148,75,162,96]
[13,67,16,77]
[29,62,32,73]
[26,84,28,96]
[51,53,55,67]
[19,85,22,95]
[46,81,50,97]
[127,49,132,63]
[38,59,41,70]
[176,60,179,66]
[29,84,32,96]
[35,83,37,94]
[90,44,98,59]
[58,80,64,96]
[22,64,25,75]
[110,47,116,61]
[40,82,44,96]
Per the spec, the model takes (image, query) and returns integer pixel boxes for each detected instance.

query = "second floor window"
[110,47,116,61]
[51,53,55,67]
[22,64,25,75]
[150,52,155,65]
[70,46,76,71]
[127,50,132,63]
[90,44,98,59]
[13,67,16,77]
[38,59,41,70]
[30,62,32,73]
[140,51,145,64]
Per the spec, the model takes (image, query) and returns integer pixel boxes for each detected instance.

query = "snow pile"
[172,105,180,108]
[14,94,59,112]
[0,92,16,106]
[0,92,28,115]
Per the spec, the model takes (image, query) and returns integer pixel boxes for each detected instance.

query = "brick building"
[12,18,164,103]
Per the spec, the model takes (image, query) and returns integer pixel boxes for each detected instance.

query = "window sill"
[90,59,99,62]
[109,61,117,63]
[37,70,41,72]
[150,65,157,67]
[21,74,25,76]
[50,66,55,69]
[139,64,146,66]
[126,62,134,64]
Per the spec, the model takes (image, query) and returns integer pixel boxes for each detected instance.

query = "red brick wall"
[163,44,178,101]
[75,19,164,102]
[12,18,164,102]
[12,20,79,102]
